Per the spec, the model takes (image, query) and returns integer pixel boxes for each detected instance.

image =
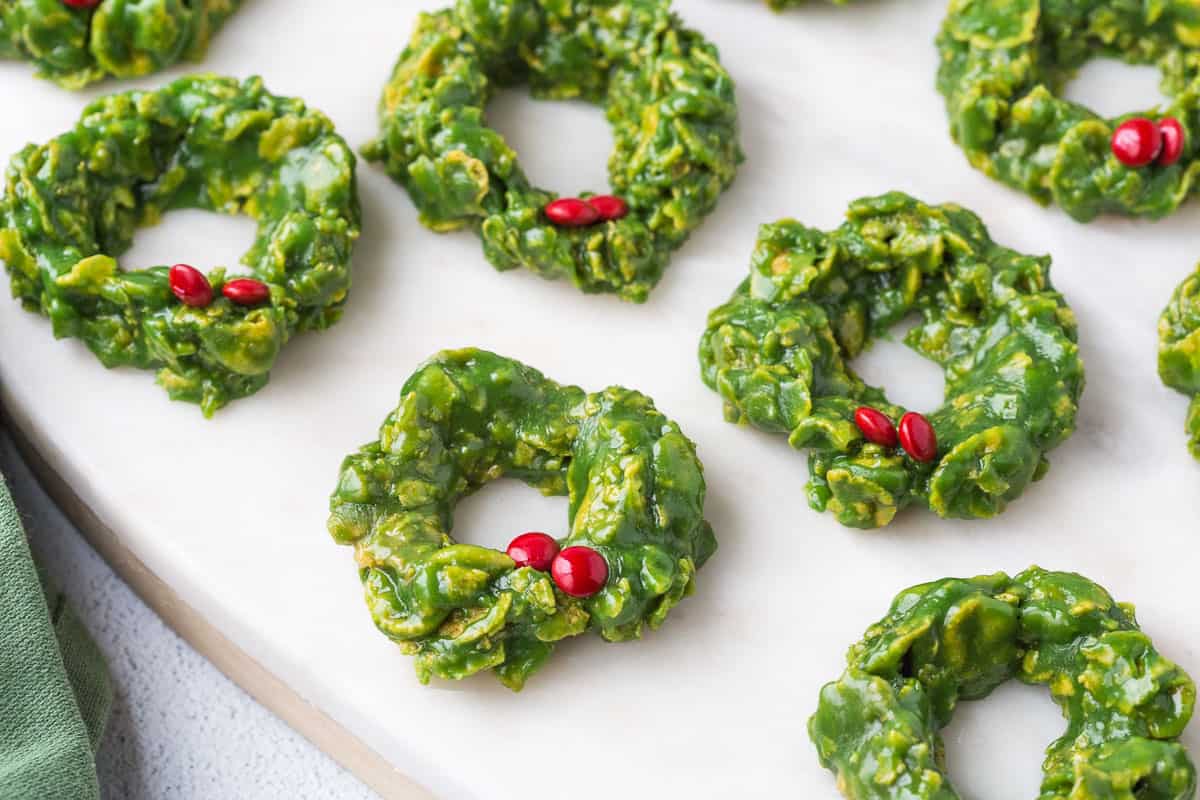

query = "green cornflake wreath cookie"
[937,0,1200,221]
[1159,264,1200,459]
[698,192,1085,529]
[0,74,361,416]
[810,567,1198,799]
[0,0,240,89]
[326,348,717,691]
[362,0,741,303]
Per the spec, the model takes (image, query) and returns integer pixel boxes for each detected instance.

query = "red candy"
[61,0,102,7]
[1158,118,1185,166]
[587,195,629,221]
[551,546,608,598]
[168,264,213,308]
[506,532,560,572]
[854,406,899,448]
[1111,117,1162,167]
[898,412,938,463]
[544,198,600,227]
[222,277,271,307]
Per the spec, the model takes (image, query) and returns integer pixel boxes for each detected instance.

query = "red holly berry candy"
[168,264,213,308]
[898,412,938,463]
[587,195,629,221]
[1158,118,1185,166]
[61,0,102,7]
[1111,117,1162,167]
[222,278,271,307]
[551,546,608,598]
[854,406,899,447]
[506,532,560,572]
[544,198,599,227]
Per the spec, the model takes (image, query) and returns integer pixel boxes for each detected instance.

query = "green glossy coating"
[1159,264,1200,458]
[0,74,360,416]
[810,567,1197,799]
[0,0,240,89]
[698,193,1084,529]
[327,348,717,690]
[937,0,1200,221]
[362,0,741,303]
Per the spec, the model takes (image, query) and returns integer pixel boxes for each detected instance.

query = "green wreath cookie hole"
[765,0,851,7]
[698,192,1085,529]
[0,0,241,89]
[1159,263,1200,459]
[937,0,1200,220]
[326,348,717,690]
[810,567,1197,799]
[0,74,361,416]
[362,0,742,303]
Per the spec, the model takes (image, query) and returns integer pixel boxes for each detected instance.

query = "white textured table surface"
[2,0,1200,798]
[0,432,377,800]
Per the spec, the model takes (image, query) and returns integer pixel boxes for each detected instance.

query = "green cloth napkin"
[0,476,111,800]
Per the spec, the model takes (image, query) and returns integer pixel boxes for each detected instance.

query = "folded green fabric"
[0,476,111,800]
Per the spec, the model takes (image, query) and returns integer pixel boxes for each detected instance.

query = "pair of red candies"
[853,407,938,463]
[168,264,271,309]
[1111,117,1185,168]
[506,533,608,598]
[543,195,629,228]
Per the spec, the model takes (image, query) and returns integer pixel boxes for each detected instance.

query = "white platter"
[2,1,1198,797]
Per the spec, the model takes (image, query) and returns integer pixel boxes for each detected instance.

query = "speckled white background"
[0,431,377,800]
